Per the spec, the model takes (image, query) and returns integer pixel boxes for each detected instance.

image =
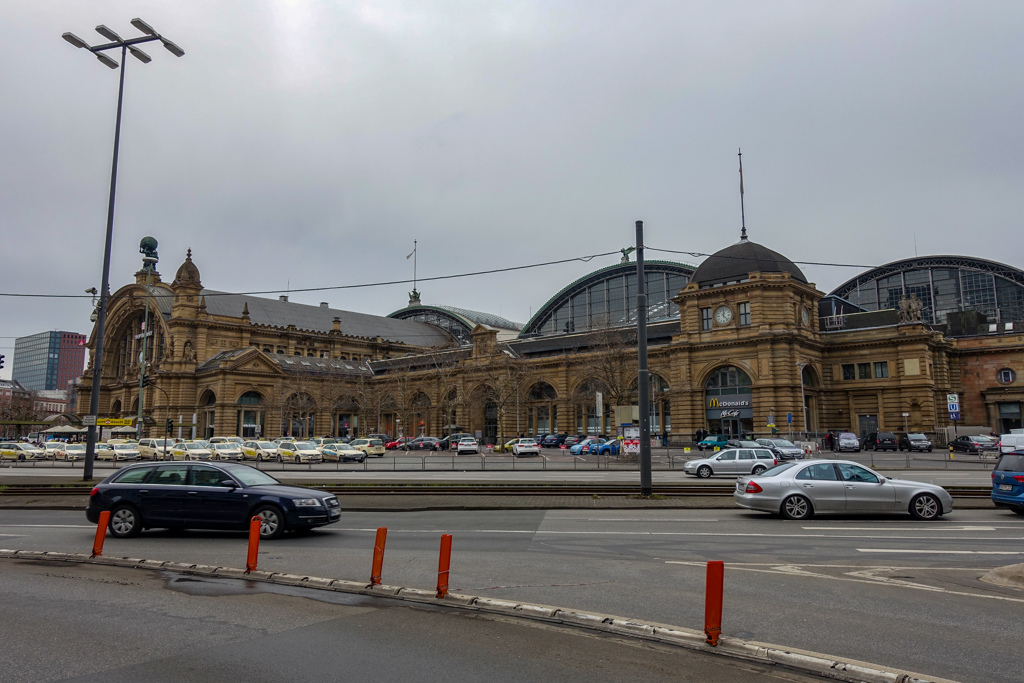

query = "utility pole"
[636,220,652,496]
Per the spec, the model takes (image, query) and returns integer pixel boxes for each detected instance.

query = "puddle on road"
[161,572,443,612]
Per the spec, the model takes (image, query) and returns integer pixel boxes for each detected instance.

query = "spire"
[738,148,747,242]
[242,302,249,317]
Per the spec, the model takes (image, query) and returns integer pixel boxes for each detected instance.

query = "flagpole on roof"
[406,240,418,297]
[738,148,747,242]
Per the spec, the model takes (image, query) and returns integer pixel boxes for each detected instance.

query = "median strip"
[0,548,956,683]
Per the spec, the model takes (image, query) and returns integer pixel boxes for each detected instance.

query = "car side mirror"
[220,479,238,488]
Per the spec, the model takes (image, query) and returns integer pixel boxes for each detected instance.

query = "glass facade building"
[830,256,1024,325]
[12,331,86,392]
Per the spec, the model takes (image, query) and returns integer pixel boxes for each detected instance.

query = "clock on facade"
[801,307,810,325]
[714,306,733,325]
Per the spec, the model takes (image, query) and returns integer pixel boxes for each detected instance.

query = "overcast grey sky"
[3,1,1023,379]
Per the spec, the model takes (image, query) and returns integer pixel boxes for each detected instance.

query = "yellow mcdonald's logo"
[710,398,720,408]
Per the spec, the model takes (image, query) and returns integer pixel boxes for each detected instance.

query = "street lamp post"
[63,19,184,481]
[136,249,158,437]
[797,362,809,437]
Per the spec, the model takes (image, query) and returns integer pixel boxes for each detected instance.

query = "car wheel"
[108,504,142,538]
[751,465,766,475]
[927,448,932,452]
[1012,508,1024,516]
[781,495,812,520]
[910,493,941,520]
[696,465,712,478]
[253,505,285,540]
[294,455,301,464]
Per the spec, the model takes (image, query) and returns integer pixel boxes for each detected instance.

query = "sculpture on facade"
[898,293,924,323]
[182,339,196,362]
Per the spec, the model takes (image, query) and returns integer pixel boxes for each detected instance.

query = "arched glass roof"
[828,255,1024,325]
[388,304,522,346]
[519,261,695,337]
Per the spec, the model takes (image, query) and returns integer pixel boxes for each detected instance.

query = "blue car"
[992,451,1024,514]
[86,461,340,540]
[597,439,620,455]
[569,438,600,455]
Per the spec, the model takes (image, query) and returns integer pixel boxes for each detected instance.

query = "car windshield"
[908,433,927,439]
[185,443,206,450]
[214,443,236,450]
[219,464,281,487]
[773,439,796,448]
[256,441,276,448]
[295,442,318,451]
[758,462,798,476]
[113,444,134,451]
[839,433,857,439]
[65,444,85,451]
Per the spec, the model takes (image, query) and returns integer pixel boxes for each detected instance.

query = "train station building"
[78,234,1024,443]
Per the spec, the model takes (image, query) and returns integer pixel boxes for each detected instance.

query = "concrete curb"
[1,549,957,683]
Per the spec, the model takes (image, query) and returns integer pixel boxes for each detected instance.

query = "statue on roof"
[620,247,636,263]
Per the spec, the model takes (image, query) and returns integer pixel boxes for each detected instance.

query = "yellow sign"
[96,418,134,427]
[710,398,720,408]
[713,446,721,451]
[683,447,691,453]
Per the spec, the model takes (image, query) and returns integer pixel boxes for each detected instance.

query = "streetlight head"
[130,18,158,36]
[160,38,185,57]
[128,46,152,64]
[95,52,119,69]
[62,32,90,49]
[95,24,123,43]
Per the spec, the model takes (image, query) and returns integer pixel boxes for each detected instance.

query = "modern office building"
[12,331,87,392]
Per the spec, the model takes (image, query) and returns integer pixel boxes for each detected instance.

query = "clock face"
[714,306,733,325]
[801,307,810,325]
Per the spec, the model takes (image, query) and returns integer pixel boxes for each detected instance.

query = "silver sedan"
[733,460,953,520]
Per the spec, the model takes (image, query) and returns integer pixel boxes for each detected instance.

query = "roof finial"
[186,247,192,260]
[738,148,747,241]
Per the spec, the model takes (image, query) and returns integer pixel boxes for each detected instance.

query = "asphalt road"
[3,507,1022,682]
[0,561,823,683]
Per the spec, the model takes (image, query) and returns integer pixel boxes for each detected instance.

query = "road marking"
[582,518,720,522]
[802,526,997,531]
[665,561,1024,603]
[857,548,1024,555]
[331,528,1024,541]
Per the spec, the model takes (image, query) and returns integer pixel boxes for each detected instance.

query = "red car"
[386,437,412,450]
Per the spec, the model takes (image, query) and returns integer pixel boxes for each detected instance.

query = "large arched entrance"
[704,366,753,438]
[573,379,612,436]
[236,391,265,438]
[525,381,558,436]
[198,390,217,439]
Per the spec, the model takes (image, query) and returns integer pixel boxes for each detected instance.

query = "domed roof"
[172,248,202,288]
[691,238,806,287]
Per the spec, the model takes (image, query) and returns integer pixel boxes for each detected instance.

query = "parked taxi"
[210,442,244,461]
[169,441,213,461]
[1,442,48,460]
[241,440,281,462]
[349,438,385,457]
[277,440,324,463]
[321,441,366,462]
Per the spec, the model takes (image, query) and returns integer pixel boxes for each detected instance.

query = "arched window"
[526,382,559,436]
[573,379,612,435]
[703,365,753,439]
[237,391,264,438]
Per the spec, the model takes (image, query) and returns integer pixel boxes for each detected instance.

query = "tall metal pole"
[84,44,127,481]
[136,260,154,436]
[636,220,652,495]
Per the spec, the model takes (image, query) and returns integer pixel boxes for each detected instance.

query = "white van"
[1000,434,1024,454]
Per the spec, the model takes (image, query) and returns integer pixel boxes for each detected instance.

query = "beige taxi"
[0,442,48,460]
[277,440,324,464]
[241,440,281,462]
[349,438,386,458]
[169,441,213,461]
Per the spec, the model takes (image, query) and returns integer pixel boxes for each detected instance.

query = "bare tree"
[474,344,533,448]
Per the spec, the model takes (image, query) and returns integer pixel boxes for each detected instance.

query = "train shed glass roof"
[828,255,1024,325]
[388,304,522,346]
[519,261,695,337]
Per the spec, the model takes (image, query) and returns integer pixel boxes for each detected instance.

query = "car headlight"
[293,498,322,507]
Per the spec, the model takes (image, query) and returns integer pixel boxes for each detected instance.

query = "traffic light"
[0,354,4,369]
[166,418,173,435]
[140,375,150,388]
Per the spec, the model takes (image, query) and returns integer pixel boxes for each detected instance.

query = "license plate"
[1000,484,1013,491]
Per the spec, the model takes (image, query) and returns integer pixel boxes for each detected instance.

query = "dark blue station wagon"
[992,451,1024,515]
[86,461,340,539]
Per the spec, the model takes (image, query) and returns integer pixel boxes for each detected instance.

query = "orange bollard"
[370,527,388,586]
[91,510,110,558]
[704,560,724,646]
[245,516,261,573]
[436,533,453,598]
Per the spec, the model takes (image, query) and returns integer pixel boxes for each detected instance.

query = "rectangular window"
[701,308,712,330]
[738,302,750,326]
[874,361,889,378]
[858,363,872,380]
[842,364,855,380]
